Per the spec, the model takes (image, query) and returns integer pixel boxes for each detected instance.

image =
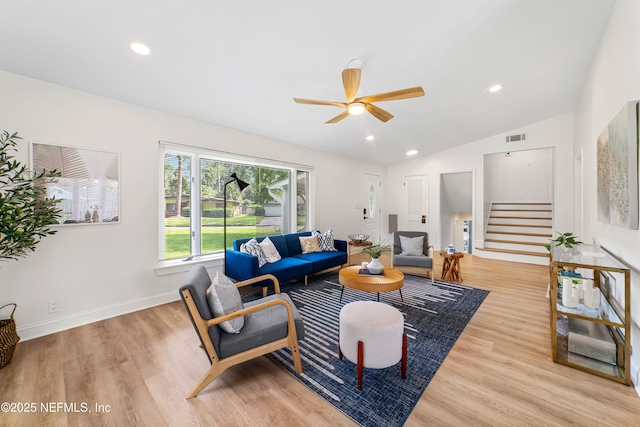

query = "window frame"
[158,141,314,265]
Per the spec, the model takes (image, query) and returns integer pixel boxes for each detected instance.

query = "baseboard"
[16,291,180,341]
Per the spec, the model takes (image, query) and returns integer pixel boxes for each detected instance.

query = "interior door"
[362,173,381,243]
[403,174,428,232]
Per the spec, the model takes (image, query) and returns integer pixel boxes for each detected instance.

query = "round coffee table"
[339,266,405,302]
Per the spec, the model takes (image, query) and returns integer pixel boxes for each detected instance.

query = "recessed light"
[406,150,418,156]
[366,135,375,141]
[489,84,502,93]
[130,42,150,55]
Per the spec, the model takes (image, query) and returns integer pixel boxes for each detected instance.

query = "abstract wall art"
[596,101,639,229]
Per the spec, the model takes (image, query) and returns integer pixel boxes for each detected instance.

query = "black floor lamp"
[223,173,249,273]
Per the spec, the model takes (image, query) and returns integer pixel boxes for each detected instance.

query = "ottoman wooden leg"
[357,340,364,390]
[338,329,343,360]
[401,333,407,379]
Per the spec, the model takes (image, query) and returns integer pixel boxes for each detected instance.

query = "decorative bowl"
[348,234,370,244]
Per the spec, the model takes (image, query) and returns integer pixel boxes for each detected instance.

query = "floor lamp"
[223,173,249,273]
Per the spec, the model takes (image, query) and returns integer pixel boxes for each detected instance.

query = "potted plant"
[362,242,390,274]
[0,130,61,369]
[545,231,583,252]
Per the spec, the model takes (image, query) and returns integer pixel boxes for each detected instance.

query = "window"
[161,143,311,261]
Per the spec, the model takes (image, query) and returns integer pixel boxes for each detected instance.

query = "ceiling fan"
[293,59,425,124]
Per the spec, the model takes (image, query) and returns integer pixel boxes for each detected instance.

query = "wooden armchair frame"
[180,274,303,398]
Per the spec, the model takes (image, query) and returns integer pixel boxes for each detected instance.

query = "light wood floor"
[1,254,639,426]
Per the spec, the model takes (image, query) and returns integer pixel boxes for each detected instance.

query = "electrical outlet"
[48,299,59,314]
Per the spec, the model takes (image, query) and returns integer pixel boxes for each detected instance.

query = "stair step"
[482,247,550,257]
[492,202,552,205]
[486,230,552,238]
[492,209,552,212]
[485,239,548,247]
[488,223,552,229]
[490,216,552,220]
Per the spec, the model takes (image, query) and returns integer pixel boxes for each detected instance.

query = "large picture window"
[161,143,311,261]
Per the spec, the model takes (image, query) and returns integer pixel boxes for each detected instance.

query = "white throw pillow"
[240,238,268,267]
[400,235,424,256]
[312,229,337,252]
[206,271,244,334]
[299,235,321,254]
[259,236,282,263]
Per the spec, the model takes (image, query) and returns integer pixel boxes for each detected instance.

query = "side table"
[439,251,464,282]
[347,240,373,265]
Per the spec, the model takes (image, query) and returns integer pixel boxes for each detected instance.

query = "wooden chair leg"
[357,341,364,390]
[186,364,226,399]
[401,333,407,379]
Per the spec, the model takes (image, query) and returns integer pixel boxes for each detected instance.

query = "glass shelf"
[556,282,624,326]
[549,244,631,385]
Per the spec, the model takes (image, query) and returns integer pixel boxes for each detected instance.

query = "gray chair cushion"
[218,293,305,359]
[392,254,433,268]
[393,231,429,255]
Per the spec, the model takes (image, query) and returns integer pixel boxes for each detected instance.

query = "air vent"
[506,133,527,143]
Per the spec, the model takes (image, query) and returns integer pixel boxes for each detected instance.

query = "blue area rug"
[245,271,489,427]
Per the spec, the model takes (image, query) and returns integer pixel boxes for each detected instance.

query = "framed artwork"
[31,142,120,224]
[596,100,639,229]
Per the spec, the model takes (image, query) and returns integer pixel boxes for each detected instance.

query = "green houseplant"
[1,130,61,369]
[545,231,583,252]
[362,242,391,259]
[0,130,61,260]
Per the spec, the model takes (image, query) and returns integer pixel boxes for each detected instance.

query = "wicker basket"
[0,303,20,370]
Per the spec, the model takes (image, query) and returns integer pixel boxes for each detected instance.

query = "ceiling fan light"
[348,102,365,115]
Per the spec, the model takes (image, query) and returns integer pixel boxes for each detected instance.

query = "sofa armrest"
[334,239,347,252]
[225,250,259,282]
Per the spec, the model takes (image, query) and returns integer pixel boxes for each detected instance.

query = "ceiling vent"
[506,133,527,143]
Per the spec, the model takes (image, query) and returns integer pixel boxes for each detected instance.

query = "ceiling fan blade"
[365,103,394,122]
[342,68,361,103]
[356,86,425,103]
[325,110,350,124]
[293,98,347,108]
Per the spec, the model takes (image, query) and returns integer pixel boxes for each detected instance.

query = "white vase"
[367,257,384,274]
[562,277,579,308]
[583,279,601,309]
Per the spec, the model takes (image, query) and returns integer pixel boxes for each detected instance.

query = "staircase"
[483,202,552,262]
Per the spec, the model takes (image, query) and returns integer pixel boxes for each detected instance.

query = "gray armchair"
[392,231,434,282]
[179,265,305,398]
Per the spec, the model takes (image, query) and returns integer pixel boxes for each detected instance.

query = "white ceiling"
[0,0,615,166]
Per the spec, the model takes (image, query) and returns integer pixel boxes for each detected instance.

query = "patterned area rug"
[246,271,489,427]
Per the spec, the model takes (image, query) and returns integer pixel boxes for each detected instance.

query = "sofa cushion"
[259,257,313,283]
[259,236,282,263]
[240,238,268,267]
[299,234,321,254]
[206,271,244,334]
[294,251,347,273]
[265,234,289,258]
[285,231,312,256]
[313,229,338,251]
[400,235,424,256]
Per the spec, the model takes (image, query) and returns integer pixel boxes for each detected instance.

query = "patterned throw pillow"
[259,236,282,263]
[313,229,337,252]
[299,235,321,254]
[240,238,268,267]
[206,271,244,334]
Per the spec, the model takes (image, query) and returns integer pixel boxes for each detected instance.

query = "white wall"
[0,71,385,340]
[573,0,640,387]
[387,113,574,254]
[489,148,553,202]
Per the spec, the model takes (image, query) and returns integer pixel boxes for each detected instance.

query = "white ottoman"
[339,301,407,390]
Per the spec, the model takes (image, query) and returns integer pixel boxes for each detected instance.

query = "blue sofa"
[226,231,347,294]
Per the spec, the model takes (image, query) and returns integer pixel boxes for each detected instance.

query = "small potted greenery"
[545,231,583,254]
[362,242,390,274]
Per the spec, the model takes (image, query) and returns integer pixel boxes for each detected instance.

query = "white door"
[403,175,428,231]
[362,173,381,243]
